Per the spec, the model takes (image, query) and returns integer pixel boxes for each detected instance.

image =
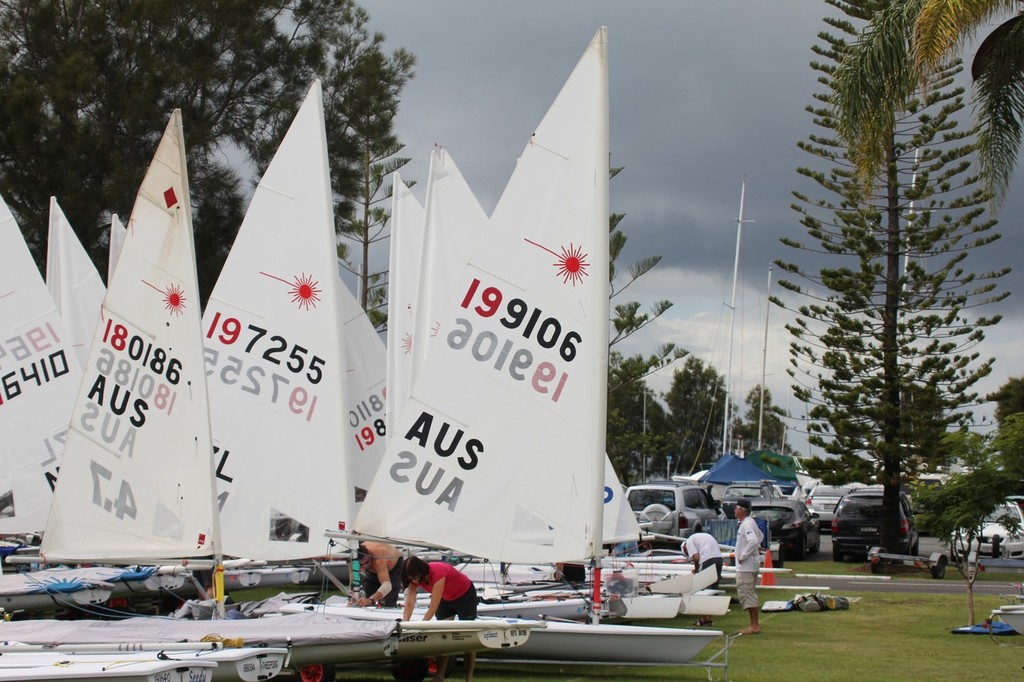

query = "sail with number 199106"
[357,28,609,565]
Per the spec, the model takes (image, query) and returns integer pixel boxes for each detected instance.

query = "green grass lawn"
[318,586,1022,682]
[235,560,1024,681]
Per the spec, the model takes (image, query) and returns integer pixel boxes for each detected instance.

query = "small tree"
[914,414,1024,625]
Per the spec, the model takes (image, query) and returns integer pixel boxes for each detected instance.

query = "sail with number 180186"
[40,109,218,564]
[357,29,609,565]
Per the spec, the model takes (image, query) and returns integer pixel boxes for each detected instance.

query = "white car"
[951,502,1024,559]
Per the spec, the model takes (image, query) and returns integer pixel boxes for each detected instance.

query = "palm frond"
[971,13,1024,205]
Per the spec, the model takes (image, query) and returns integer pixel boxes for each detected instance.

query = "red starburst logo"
[163,284,187,316]
[142,280,187,316]
[524,239,591,286]
[402,333,413,355]
[260,272,322,310]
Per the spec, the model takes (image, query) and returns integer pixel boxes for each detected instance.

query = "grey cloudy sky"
[359,0,1023,459]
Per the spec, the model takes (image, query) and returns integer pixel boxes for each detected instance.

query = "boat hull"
[485,620,721,665]
[994,607,1024,634]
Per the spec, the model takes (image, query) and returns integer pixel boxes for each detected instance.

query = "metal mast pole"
[757,265,773,450]
[721,180,749,457]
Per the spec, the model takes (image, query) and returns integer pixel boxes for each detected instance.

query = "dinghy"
[348,26,723,665]
[0,644,288,682]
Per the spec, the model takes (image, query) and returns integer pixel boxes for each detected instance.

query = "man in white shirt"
[682,531,724,626]
[734,497,764,635]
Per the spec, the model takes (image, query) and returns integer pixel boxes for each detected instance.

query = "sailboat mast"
[757,265,772,450]
[721,180,746,457]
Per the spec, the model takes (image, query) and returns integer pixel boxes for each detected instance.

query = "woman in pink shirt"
[402,556,477,681]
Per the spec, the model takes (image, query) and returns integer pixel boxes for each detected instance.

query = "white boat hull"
[486,619,721,665]
[0,656,217,681]
[994,607,1024,634]
[0,647,286,682]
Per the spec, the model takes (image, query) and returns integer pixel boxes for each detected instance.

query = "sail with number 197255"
[202,80,356,561]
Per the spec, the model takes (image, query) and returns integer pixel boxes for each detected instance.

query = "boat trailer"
[867,546,949,579]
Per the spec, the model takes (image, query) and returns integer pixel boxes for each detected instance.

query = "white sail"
[357,29,609,564]
[409,149,490,382]
[45,197,106,369]
[604,456,641,545]
[41,109,218,562]
[338,271,387,511]
[0,196,80,535]
[108,214,127,282]
[203,81,353,561]
[384,173,424,437]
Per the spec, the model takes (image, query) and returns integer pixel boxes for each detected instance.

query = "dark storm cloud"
[359,0,1023,422]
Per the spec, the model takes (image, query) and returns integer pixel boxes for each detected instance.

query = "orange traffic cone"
[761,545,776,587]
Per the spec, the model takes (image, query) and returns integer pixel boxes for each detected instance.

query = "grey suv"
[626,481,722,541]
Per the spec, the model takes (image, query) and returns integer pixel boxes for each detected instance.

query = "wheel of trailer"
[391,658,429,681]
[869,547,886,575]
[931,554,948,580]
[297,662,336,682]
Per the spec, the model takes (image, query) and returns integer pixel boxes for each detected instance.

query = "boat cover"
[0,566,155,596]
[0,611,396,647]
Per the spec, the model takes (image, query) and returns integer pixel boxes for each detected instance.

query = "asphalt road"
[774,532,1021,596]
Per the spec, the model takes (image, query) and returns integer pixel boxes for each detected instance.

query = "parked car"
[720,481,781,519]
[831,487,919,561]
[950,502,1024,560]
[751,499,821,560]
[806,483,865,531]
[625,481,722,542]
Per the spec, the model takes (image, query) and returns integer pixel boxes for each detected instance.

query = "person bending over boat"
[681,531,724,626]
[355,540,405,607]
[402,556,477,682]
[734,498,765,635]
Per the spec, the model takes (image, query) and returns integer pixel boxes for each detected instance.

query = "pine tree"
[0,1,413,301]
[775,0,1008,554]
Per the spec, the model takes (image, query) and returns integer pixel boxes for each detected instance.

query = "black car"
[831,487,919,561]
[751,499,821,560]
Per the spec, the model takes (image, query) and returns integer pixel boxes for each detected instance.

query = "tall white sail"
[338,271,387,512]
[108,214,127,282]
[45,197,106,369]
[0,196,80,535]
[358,29,609,564]
[384,173,424,437]
[409,149,490,382]
[603,458,641,545]
[41,110,217,562]
[204,81,353,561]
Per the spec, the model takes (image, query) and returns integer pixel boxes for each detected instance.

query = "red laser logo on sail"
[402,333,413,355]
[142,280,187,316]
[525,239,590,286]
[260,272,322,310]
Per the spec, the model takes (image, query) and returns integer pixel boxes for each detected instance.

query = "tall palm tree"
[915,1,1024,206]
[834,0,1024,207]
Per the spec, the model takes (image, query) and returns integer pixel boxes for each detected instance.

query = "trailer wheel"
[930,554,948,580]
[391,659,429,681]
[297,663,336,682]
[869,547,886,575]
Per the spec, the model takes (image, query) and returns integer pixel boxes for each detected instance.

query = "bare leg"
[465,651,476,681]
[740,606,761,635]
[432,655,448,682]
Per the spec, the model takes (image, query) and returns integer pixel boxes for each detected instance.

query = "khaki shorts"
[735,570,759,609]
